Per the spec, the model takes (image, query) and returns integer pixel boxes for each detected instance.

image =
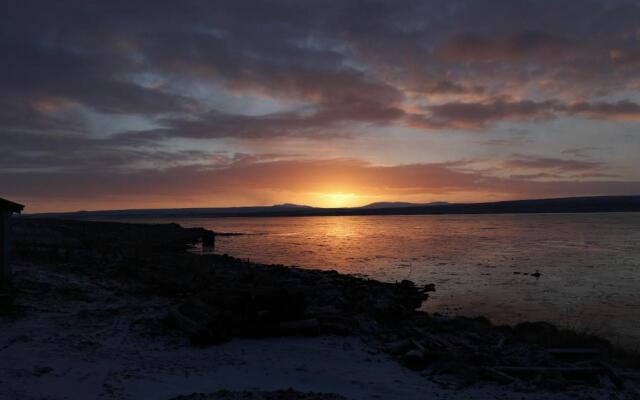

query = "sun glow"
[316,192,361,208]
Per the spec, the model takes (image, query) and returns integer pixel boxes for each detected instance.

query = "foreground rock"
[11,218,640,392]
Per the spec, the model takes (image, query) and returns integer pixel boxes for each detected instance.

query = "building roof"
[0,198,24,214]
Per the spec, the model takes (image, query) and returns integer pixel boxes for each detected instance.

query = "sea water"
[125,213,640,346]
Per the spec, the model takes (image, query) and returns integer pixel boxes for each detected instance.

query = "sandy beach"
[2,262,630,400]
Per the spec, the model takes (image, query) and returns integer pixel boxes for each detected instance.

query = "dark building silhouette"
[1,198,24,288]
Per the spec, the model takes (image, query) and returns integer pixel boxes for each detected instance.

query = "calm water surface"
[132,213,640,345]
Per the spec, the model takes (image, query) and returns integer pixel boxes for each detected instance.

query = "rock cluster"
[165,266,431,345]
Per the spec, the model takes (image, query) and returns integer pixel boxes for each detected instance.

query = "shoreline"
[2,218,639,398]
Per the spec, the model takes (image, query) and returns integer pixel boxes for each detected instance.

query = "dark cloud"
[504,155,603,173]
[118,99,405,141]
[509,172,563,180]
[0,128,212,172]
[3,0,640,139]
[0,28,199,117]
[438,30,571,62]
[565,100,640,120]
[426,81,486,96]
[409,99,640,129]
[410,99,555,129]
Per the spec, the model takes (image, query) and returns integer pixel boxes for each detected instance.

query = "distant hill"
[22,195,640,219]
[271,203,313,209]
[27,203,314,219]
[360,201,448,209]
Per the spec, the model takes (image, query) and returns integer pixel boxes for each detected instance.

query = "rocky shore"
[2,218,640,399]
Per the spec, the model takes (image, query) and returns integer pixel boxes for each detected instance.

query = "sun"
[317,192,360,208]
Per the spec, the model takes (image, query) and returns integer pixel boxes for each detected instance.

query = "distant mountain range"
[22,196,640,219]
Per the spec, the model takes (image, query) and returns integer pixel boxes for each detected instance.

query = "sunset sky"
[2,1,640,212]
